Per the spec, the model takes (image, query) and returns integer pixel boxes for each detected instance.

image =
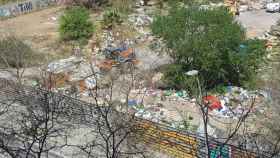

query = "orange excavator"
[224,0,240,15]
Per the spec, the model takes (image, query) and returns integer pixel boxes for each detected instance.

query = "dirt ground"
[237,9,280,38]
[0,6,61,41]
[1,6,278,60]
[0,6,71,61]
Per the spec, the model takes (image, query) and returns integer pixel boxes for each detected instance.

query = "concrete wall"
[0,0,57,17]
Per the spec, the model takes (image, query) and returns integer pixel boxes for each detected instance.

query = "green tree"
[59,6,94,41]
[152,6,266,89]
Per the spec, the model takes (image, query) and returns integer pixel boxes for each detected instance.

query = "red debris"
[203,95,222,111]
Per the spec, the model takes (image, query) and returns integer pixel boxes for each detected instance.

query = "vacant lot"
[0,6,70,61]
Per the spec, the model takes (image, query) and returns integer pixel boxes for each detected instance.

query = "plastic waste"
[164,90,173,96]
[128,100,137,107]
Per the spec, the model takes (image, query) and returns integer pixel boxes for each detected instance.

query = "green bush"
[152,6,266,90]
[0,36,39,68]
[109,0,134,14]
[102,8,123,29]
[59,6,94,41]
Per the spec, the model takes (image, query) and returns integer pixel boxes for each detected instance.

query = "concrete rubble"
[47,56,83,74]
[128,12,153,27]
[270,24,280,37]
[239,0,272,10]
[43,56,101,95]
[128,6,153,41]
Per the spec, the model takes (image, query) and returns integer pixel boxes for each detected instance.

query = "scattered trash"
[128,99,138,107]
[197,124,216,137]
[85,77,96,89]
[203,95,222,111]
[266,2,280,12]
[104,46,136,63]
[128,14,153,27]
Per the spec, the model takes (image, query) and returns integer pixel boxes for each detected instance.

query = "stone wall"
[0,0,58,17]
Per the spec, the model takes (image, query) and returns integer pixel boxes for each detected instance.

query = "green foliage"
[163,64,194,90]
[210,84,228,94]
[161,0,223,6]
[0,36,39,68]
[152,6,266,90]
[59,6,94,41]
[102,8,123,29]
[109,0,134,14]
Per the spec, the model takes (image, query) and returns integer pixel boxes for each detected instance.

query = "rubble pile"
[47,56,83,74]
[43,56,101,95]
[128,11,153,27]
[259,22,280,78]
[239,0,271,11]
[269,24,280,39]
[125,85,268,129]
[128,7,153,41]
[213,87,268,118]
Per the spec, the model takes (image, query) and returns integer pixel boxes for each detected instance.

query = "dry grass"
[0,0,24,5]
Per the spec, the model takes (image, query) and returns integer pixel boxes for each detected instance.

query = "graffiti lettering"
[0,0,57,18]
[18,2,33,13]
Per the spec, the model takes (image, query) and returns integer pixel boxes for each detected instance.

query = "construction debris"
[47,56,83,74]
[104,46,136,63]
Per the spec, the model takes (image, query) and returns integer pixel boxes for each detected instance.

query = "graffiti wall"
[136,119,262,158]
[136,120,198,158]
[0,0,57,17]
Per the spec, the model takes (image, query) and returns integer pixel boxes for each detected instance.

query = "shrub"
[102,8,123,29]
[109,0,134,14]
[59,6,94,41]
[152,5,266,90]
[0,36,38,68]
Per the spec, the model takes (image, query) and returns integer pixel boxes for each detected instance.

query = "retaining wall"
[0,79,273,158]
[0,0,58,17]
[136,120,262,158]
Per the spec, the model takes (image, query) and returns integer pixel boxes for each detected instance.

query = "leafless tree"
[186,72,259,158]
[0,79,71,158]
[0,34,37,84]
[69,62,147,158]
[234,64,280,158]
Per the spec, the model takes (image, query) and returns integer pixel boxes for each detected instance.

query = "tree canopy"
[151,5,266,89]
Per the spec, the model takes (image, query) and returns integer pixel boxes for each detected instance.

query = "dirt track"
[237,9,280,38]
